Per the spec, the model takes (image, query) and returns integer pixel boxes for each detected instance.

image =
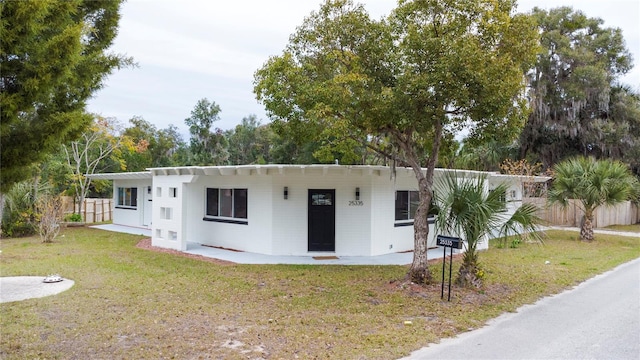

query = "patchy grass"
[603,224,640,233]
[1,228,639,359]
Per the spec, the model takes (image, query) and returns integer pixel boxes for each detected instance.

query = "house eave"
[86,171,152,180]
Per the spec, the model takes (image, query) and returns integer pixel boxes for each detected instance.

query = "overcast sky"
[86,0,640,137]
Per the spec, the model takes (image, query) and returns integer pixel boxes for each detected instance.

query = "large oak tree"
[519,7,634,169]
[1,0,132,192]
[255,0,538,283]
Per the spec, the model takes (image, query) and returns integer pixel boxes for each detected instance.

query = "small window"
[168,231,177,241]
[169,187,177,198]
[205,188,248,224]
[311,192,333,206]
[155,229,163,238]
[116,187,138,209]
[156,187,162,197]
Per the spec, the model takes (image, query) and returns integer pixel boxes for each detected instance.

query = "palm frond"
[434,171,540,253]
[499,203,543,244]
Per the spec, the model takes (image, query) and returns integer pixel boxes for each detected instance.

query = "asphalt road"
[402,257,640,360]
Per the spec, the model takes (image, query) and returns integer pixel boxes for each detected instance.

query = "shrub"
[1,181,38,237]
[64,213,83,222]
[37,195,64,243]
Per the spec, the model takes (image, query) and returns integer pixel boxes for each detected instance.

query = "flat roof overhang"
[88,165,551,183]
[86,171,152,180]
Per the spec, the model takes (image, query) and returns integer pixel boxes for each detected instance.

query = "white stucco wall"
[270,169,372,256]
[369,173,438,256]
[134,166,548,256]
[151,175,195,250]
[148,167,445,256]
[150,166,435,256]
[112,179,151,229]
[179,174,274,254]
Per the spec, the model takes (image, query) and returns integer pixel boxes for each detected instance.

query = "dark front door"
[308,189,335,252]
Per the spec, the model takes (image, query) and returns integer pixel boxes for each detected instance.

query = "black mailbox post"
[437,235,463,301]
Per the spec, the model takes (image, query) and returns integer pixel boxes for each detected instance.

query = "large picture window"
[205,188,248,224]
[117,187,138,209]
[394,190,437,226]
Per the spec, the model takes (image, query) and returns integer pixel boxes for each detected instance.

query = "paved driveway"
[402,257,640,360]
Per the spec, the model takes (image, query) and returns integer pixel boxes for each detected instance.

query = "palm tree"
[434,172,541,288]
[548,156,636,241]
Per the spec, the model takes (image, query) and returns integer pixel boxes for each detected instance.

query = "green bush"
[1,181,40,237]
[64,213,83,222]
[1,211,37,237]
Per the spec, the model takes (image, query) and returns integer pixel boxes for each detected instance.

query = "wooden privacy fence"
[524,198,640,227]
[61,197,113,223]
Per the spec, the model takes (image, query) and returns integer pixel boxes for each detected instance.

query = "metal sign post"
[437,235,463,301]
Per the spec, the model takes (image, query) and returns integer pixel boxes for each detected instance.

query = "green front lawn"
[1,228,639,359]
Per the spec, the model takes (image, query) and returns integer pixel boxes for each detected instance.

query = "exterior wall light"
[284,186,288,200]
[355,187,360,200]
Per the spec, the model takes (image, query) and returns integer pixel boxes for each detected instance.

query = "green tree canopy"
[595,85,640,175]
[225,115,273,165]
[122,116,186,171]
[0,0,132,192]
[255,0,538,283]
[184,98,229,165]
[519,7,634,169]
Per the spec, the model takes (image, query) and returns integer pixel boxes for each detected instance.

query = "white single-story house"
[89,165,549,257]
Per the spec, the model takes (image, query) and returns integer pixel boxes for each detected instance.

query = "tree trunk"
[580,211,595,241]
[456,247,482,288]
[0,192,4,236]
[409,184,432,284]
[401,118,443,285]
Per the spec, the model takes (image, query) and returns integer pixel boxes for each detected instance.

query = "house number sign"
[437,235,463,301]
[436,235,463,249]
[348,200,364,206]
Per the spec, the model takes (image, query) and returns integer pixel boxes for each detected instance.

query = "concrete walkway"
[90,224,451,265]
[91,224,152,237]
[90,224,639,265]
[545,225,640,238]
[183,242,446,265]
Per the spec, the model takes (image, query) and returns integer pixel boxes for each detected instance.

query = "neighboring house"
[89,165,549,257]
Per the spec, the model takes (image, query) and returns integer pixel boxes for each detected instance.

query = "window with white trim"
[116,187,138,209]
[205,188,248,224]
